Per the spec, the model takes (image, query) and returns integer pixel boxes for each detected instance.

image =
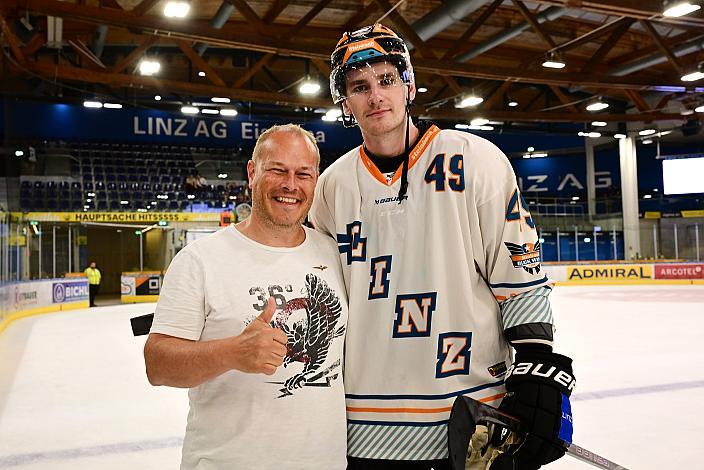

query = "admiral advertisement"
[566,264,653,282]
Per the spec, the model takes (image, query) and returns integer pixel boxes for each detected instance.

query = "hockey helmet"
[329,23,415,104]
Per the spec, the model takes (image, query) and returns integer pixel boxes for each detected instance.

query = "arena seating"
[19,142,254,212]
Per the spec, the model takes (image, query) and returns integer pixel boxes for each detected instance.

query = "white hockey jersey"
[309,124,553,461]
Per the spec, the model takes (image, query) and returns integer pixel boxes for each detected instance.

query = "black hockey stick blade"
[130,313,154,336]
[448,396,630,470]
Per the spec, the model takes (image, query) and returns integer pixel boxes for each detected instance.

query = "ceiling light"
[586,101,609,111]
[187,194,195,200]
[87,192,96,197]
[471,117,490,126]
[642,139,653,144]
[137,208,147,212]
[663,2,701,17]
[614,133,627,139]
[154,95,162,101]
[15,150,24,157]
[523,152,548,159]
[120,200,129,205]
[508,101,519,107]
[198,71,206,77]
[211,97,230,103]
[542,53,566,69]
[138,59,161,76]
[163,0,190,18]
[572,196,580,201]
[468,125,494,131]
[201,108,219,115]
[696,105,704,113]
[681,109,695,116]
[218,173,228,179]
[527,146,535,152]
[83,100,102,108]
[219,109,238,116]
[456,95,484,108]
[181,106,199,114]
[417,87,428,93]
[639,129,657,136]
[322,109,342,121]
[644,194,652,199]
[299,79,321,95]
[103,103,122,109]
[584,237,591,243]
[681,64,704,82]
[681,71,704,82]
[591,121,607,127]
[578,131,602,138]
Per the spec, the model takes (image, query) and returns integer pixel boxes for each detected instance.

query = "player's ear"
[408,83,416,103]
[341,100,352,117]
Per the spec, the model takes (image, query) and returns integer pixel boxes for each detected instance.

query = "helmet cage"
[329,32,414,105]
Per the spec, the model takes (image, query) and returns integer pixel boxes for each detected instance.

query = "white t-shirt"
[151,225,348,470]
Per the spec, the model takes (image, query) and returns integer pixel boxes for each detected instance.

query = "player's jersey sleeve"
[472,138,554,332]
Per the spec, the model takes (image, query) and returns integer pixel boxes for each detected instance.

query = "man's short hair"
[251,124,320,169]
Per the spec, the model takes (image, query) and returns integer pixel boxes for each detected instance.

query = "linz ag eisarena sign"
[52,281,89,304]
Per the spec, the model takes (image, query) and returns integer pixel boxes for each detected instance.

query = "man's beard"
[252,190,308,230]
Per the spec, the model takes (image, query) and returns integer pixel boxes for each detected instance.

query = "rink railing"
[0,278,89,334]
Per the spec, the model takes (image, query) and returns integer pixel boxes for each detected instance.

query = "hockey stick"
[448,396,630,470]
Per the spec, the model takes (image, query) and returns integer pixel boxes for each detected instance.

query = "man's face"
[90,262,96,268]
[248,133,318,230]
[342,61,415,137]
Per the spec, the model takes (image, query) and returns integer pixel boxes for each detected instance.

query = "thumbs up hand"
[231,298,289,375]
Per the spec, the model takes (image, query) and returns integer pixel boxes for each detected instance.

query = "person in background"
[143,124,348,470]
[84,261,101,307]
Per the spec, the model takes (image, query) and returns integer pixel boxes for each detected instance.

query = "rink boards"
[544,262,704,285]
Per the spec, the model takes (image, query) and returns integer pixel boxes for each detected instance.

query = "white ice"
[1,285,703,469]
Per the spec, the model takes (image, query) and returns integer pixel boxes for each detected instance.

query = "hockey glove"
[490,347,575,470]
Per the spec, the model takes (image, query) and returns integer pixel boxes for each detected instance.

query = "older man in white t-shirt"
[144,124,348,470]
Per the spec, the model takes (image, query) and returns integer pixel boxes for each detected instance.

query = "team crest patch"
[504,240,541,275]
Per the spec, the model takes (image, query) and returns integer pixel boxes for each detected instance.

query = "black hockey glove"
[490,347,575,470]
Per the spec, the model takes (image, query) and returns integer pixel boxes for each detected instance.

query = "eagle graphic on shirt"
[271,273,345,398]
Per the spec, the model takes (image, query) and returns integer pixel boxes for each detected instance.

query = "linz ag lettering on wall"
[133,117,228,139]
[241,122,326,143]
[517,171,612,193]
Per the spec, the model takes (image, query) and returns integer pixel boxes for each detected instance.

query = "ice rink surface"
[1,284,703,469]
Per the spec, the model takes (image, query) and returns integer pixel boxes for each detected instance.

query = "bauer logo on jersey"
[504,240,541,274]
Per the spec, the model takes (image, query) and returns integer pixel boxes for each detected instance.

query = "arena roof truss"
[1,0,703,125]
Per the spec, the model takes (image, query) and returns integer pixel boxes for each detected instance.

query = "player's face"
[342,61,415,137]
[248,133,318,230]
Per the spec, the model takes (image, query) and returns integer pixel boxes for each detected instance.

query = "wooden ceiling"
[1,0,703,125]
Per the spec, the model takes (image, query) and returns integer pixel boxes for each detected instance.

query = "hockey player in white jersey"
[309,24,575,470]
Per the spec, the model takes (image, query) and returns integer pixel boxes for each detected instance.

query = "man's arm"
[144,298,288,388]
